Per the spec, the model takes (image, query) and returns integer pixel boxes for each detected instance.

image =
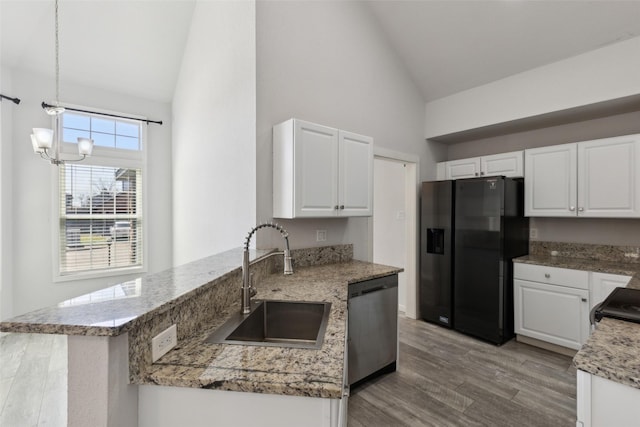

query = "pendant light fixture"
[31,0,93,165]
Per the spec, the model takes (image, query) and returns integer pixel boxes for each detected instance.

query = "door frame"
[369,147,419,319]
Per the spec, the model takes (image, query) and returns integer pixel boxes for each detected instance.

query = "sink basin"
[205,300,332,349]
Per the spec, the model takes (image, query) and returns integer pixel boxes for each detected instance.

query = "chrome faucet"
[242,223,293,314]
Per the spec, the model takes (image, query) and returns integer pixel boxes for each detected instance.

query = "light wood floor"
[0,317,576,427]
[349,317,577,427]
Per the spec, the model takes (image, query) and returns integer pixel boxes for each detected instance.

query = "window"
[56,110,145,279]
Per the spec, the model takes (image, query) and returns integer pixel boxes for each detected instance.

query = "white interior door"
[373,158,407,313]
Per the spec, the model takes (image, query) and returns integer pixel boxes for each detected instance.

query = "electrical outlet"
[316,230,327,242]
[152,324,177,362]
[529,228,538,239]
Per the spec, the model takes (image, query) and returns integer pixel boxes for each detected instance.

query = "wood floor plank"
[348,390,409,427]
[459,380,573,427]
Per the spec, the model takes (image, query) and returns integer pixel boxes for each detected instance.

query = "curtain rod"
[41,102,163,125]
[0,94,21,104]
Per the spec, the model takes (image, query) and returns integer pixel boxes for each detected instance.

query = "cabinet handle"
[578,207,584,212]
[569,206,576,211]
[544,273,550,279]
[340,205,345,210]
[334,205,339,210]
[581,298,587,302]
[480,171,485,176]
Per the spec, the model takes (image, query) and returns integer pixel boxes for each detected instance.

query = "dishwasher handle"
[349,275,398,299]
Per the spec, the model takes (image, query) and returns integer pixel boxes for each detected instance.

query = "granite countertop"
[514,254,640,390]
[514,254,640,289]
[139,261,402,399]
[0,248,274,336]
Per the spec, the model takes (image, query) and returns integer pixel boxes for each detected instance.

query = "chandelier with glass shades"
[30,0,93,165]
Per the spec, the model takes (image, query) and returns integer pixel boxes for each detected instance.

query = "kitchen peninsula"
[0,245,401,427]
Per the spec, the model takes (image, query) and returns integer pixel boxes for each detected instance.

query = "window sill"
[54,265,147,283]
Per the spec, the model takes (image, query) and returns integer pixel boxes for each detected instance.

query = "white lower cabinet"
[576,369,640,427]
[514,263,633,352]
[514,263,590,350]
[514,279,589,350]
[590,272,632,309]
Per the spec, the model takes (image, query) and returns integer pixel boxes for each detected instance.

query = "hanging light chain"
[54,0,60,106]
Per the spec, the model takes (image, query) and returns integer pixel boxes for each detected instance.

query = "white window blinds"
[59,165,143,274]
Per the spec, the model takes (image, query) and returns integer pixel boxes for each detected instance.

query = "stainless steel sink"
[205,300,332,349]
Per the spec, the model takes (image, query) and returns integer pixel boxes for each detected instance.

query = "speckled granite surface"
[514,242,640,390]
[0,248,274,336]
[529,241,640,264]
[139,261,401,398]
[573,318,640,390]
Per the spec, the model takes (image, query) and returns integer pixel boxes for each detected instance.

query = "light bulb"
[32,128,54,149]
[77,137,94,156]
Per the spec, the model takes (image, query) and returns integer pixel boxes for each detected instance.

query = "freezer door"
[453,177,509,344]
[420,181,454,327]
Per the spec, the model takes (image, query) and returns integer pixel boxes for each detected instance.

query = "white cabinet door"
[578,135,640,217]
[338,131,373,216]
[524,143,578,217]
[514,279,589,350]
[293,121,339,217]
[590,272,632,309]
[273,119,339,218]
[481,151,524,178]
[445,157,480,180]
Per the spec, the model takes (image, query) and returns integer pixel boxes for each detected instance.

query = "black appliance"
[420,180,455,328]
[420,177,529,344]
[592,287,640,324]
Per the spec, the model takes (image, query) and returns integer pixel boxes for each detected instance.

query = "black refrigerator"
[420,177,529,345]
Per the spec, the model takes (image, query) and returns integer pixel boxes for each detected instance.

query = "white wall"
[2,68,172,317]
[0,66,14,320]
[256,0,428,259]
[425,36,640,139]
[172,0,256,266]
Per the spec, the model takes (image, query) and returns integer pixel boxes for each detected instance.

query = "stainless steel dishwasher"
[348,274,398,385]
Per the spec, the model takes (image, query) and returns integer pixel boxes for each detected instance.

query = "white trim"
[374,146,420,164]
[576,369,591,427]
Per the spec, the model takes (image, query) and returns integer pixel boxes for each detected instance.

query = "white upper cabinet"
[273,119,373,218]
[525,143,578,217]
[578,135,640,217]
[438,151,523,180]
[525,134,640,217]
[445,157,481,180]
[480,151,524,178]
[338,130,373,216]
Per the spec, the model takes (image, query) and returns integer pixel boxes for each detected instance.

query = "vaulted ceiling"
[2,1,640,104]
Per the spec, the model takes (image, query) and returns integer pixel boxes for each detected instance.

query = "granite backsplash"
[530,241,640,264]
